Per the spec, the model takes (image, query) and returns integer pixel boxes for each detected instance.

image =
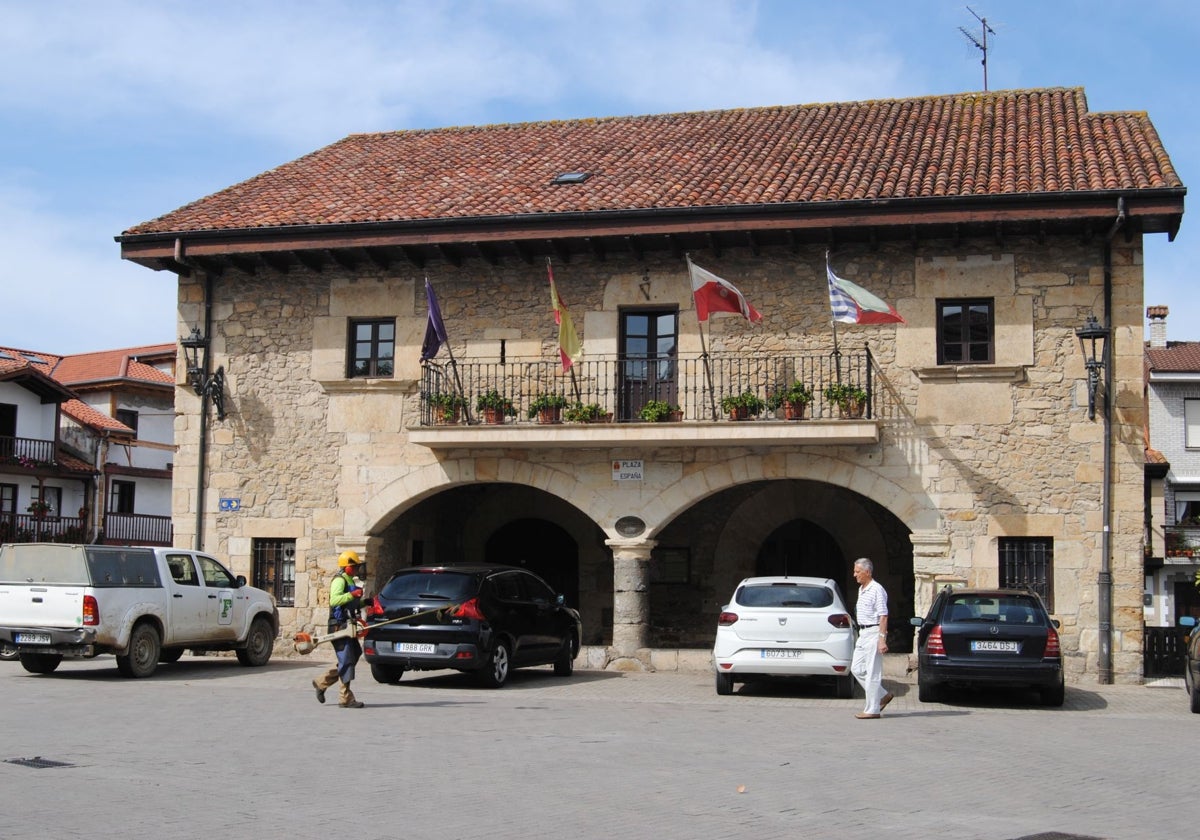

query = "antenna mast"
[958,6,996,91]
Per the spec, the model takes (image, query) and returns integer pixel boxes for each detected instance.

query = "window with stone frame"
[347,318,395,378]
[936,298,994,365]
[999,536,1053,611]
[253,538,296,606]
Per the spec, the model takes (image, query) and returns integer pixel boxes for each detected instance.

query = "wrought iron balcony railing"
[1164,525,1200,559]
[419,350,875,426]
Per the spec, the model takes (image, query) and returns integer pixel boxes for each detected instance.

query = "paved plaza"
[0,652,1193,840]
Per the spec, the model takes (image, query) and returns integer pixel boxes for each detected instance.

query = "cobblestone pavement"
[0,653,1193,840]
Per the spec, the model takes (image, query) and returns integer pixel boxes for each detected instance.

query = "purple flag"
[420,279,448,361]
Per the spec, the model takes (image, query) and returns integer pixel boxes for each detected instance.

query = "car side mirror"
[556,594,565,607]
[909,616,924,627]
[235,574,247,588]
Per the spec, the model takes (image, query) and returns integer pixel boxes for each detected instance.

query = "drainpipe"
[1098,197,1125,684]
[175,238,214,551]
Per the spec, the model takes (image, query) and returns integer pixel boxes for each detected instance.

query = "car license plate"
[395,642,436,654]
[761,649,803,659]
[971,640,1019,653]
[16,632,51,645]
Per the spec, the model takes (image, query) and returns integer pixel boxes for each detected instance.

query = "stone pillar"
[606,537,656,659]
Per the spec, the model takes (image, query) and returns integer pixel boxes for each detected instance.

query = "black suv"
[363,565,582,688]
[909,587,1064,706]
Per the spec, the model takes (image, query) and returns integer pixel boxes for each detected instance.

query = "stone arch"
[364,457,608,535]
[641,452,940,539]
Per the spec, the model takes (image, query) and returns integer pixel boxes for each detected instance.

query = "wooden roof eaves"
[118,188,1184,270]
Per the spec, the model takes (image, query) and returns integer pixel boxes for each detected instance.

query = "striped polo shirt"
[856,579,888,626]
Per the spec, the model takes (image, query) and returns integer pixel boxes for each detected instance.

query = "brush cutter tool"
[292,603,461,655]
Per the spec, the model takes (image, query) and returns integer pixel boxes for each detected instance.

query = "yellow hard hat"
[338,550,361,568]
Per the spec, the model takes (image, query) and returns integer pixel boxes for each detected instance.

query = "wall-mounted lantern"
[1075,315,1110,421]
[180,327,226,421]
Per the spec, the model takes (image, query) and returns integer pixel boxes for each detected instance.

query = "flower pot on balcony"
[837,397,866,419]
[434,407,462,425]
[482,407,507,425]
[536,407,562,425]
[782,400,808,420]
[667,410,684,422]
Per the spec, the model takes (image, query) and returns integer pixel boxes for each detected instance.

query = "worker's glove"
[350,587,364,598]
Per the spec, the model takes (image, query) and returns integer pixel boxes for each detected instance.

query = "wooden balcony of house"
[1163,525,1200,562]
[0,435,58,469]
[410,350,888,450]
[101,512,174,547]
[0,512,87,545]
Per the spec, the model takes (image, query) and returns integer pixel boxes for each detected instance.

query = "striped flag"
[548,260,582,371]
[420,278,448,360]
[826,257,904,325]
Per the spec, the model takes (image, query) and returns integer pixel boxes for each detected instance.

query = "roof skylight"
[551,171,591,185]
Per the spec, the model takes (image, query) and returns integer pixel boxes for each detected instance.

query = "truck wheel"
[1,641,18,661]
[236,617,274,667]
[116,623,161,678]
[19,653,62,674]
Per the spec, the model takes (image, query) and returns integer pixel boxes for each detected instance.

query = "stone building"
[118,87,1184,683]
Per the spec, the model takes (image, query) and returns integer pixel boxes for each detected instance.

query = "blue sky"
[2,0,1196,354]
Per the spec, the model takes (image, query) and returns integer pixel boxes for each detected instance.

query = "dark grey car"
[363,564,582,688]
[910,587,1064,706]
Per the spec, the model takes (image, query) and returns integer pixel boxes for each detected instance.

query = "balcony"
[1164,526,1200,562]
[0,435,58,469]
[101,512,173,547]
[0,513,86,544]
[411,350,885,450]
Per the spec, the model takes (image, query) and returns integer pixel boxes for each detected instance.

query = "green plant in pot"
[823,382,868,418]
[719,390,765,419]
[766,381,813,419]
[475,389,517,422]
[639,400,682,422]
[527,392,569,422]
[425,391,467,423]
[565,401,607,422]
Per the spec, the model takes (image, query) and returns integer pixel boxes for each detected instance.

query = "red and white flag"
[688,259,762,323]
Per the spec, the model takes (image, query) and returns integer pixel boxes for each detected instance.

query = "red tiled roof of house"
[123,87,1181,236]
[52,344,175,387]
[61,398,135,437]
[1146,342,1200,373]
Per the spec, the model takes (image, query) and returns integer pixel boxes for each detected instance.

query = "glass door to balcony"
[619,309,678,421]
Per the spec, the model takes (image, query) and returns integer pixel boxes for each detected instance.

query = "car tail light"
[363,640,376,655]
[926,625,945,657]
[451,598,485,621]
[82,595,99,626]
[718,611,738,626]
[828,613,852,629]
[1044,626,1061,659]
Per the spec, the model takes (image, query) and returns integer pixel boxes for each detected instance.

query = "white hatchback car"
[712,576,857,697]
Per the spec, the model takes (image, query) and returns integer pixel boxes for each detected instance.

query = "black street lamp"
[1075,315,1110,421]
[180,327,226,421]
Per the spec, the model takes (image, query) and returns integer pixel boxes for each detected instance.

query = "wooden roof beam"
[293,250,324,272]
[399,245,425,268]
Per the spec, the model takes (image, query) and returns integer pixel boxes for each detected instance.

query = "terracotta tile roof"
[61,398,135,437]
[124,87,1181,236]
[1146,446,1169,466]
[51,344,175,387]
[1146,342,1200,373]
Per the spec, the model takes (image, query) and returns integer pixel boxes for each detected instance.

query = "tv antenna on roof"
[959,6,996,91]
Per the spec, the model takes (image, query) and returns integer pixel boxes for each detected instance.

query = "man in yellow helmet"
[311,550,367,708]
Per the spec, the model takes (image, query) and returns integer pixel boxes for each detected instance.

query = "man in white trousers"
[850,557,894,719]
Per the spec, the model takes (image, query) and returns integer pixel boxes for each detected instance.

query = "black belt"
[859,624,878,628]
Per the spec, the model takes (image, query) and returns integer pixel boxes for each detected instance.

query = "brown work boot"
[311,679,326,704]
[339,700,365,708]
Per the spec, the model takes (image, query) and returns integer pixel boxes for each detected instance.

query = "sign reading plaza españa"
[612,460,643,481]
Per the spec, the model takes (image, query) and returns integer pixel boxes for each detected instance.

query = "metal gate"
[1143,626,1186,677]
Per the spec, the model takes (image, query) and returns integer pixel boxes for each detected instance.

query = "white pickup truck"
[0,543,279,678]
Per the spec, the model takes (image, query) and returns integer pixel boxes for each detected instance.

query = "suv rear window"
[379,569,477,601]
[85,547,162,588]
[945,594,1041,624]
[736,583,834,608]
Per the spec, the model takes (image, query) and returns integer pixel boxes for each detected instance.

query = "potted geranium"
[766,380,813,420]
[475,389,517,424]
[823,382,868,418]
[527,393,569,424]
[425,391,467,424]
[26,499,51,520]
[565,402,608,423]
[720,390,766,420]
[639,400,683,422]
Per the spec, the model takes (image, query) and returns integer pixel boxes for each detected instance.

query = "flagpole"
[826,251,843,387]
[687,254,720,420]
[429,274,472,424]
